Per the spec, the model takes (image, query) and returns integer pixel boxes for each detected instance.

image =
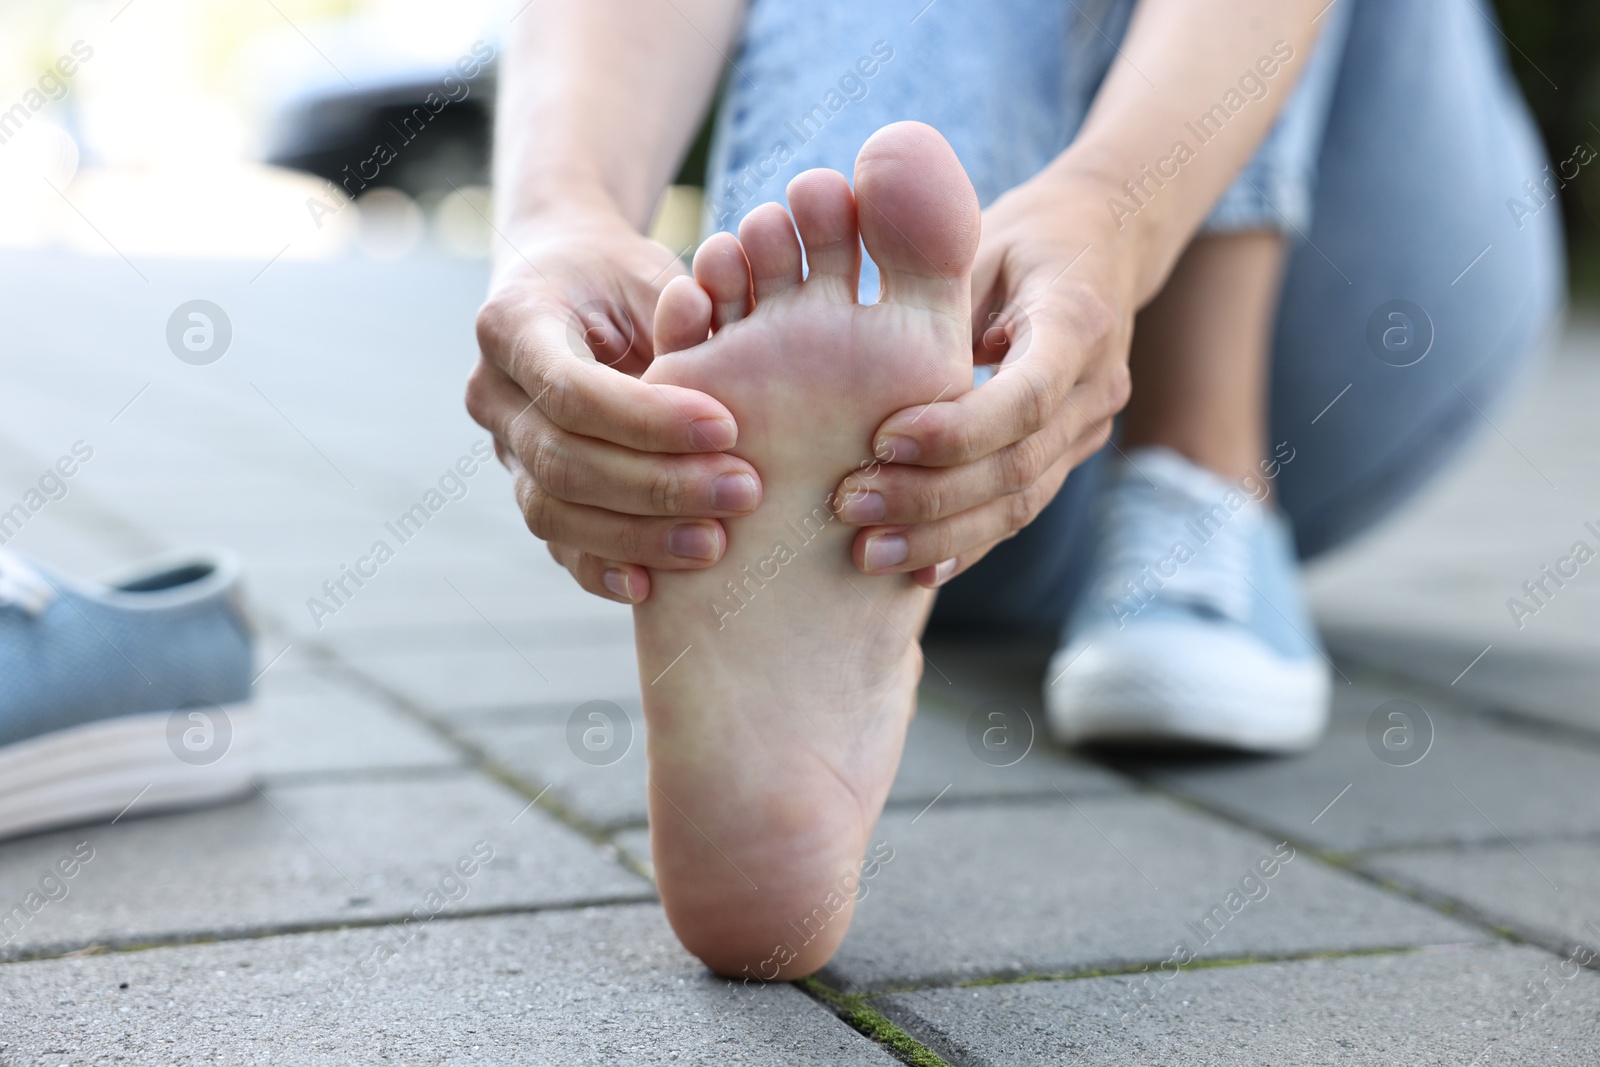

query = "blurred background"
[0,0,703,267]
[1497,1,1600,295]
[0,0,1593,289]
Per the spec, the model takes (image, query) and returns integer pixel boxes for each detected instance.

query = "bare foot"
[634,123,979,979]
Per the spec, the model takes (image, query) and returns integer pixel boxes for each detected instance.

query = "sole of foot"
[633,122,979,980]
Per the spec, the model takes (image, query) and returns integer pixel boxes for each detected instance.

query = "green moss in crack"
[798,979,953,1067]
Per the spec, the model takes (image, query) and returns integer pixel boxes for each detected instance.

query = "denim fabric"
[707,0,1351,289]
[705,0,1565,630]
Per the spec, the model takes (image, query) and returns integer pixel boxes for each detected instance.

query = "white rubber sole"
[0,704,259,842]
[1045,623,1330,753]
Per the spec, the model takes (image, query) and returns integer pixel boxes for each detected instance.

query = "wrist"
[490,181,639,279]
[1035,150,1176,306]
[498,175,630,237]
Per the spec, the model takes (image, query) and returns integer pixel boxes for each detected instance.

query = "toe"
[853,121,979,316]
[737,202,804,303]
[787,169,860,301]
[654,275,712,355]
[692,232,752,329]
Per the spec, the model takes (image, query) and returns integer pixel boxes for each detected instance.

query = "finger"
[549,542,652,604]
[871,361,1066,469]
[516,470,727,569]
[516,412,761,517]
[492,364,760,517]
[836,379,1117,525]
[910,538,1004,589]
[852,455,1072,575]
[869,300,1123,468]
[837,414,1071,525]
[1066,415,1116,468]
[472,358,762,517]
[475,294,740,454]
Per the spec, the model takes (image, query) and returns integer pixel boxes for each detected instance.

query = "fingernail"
[932,558,957,586]
[603,568,635,600]
[711,473,759,512]
[668,522,721,561]
[839,490,885,524]
[862,534,908,572]
[876,436,919,463]
[690,417,737,451]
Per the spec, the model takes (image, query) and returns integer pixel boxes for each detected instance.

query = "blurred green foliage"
[1493,0,1600,299]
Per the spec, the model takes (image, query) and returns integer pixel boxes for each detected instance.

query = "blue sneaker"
[1045,447,1330,753]
[0,549,258,840]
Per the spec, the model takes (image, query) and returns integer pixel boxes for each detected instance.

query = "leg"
[1041,13,1357,751]
[943,0,1563,629]
[1269,0,1564,555]
[1121,232,1287,485]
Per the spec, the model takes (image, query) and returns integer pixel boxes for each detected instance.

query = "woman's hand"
[833,175,1138,587]
[468,211,763,604]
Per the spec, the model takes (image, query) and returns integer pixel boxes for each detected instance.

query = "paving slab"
[1132,682,1600,852]
[888,691,1131,806]
[613,827,654,880]
[247,657,337,697]
[319,613,635,657]
[342,641,642,714]
[248,551,621,643]
[920,631,1058,716]
[0,775,647,961]
[455,702,651,829]
[0,905,894,1066]
[1307,326,1600,737]
[874,943,1600,1066]
[256,675,463,778]
[272,553,620,636]
[906,633,1131,802]
[819,796,1480,990]
[1365,841,1600,958]
[1327,626,1600,737]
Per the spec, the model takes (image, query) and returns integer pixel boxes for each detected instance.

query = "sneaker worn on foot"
[1044,447,1330,753]
[0,549,258,840]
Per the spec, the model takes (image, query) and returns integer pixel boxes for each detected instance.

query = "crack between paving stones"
[0,895,662,967]
[810,943,1434,1003]
[262,763,478,788]
[879,786,1129,814]
[282,636,653,880]
[1336,660,1600,751]
[795,945,1468,1067]
[1350,826,1600,855]
[1347,873,1600,973]
[236,616,1593,1030]
[797,978,957,1067]
[1098,741,1584,974]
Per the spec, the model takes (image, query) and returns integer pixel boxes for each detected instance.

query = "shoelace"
[0,548,56,616]
[1090,475,1256,625]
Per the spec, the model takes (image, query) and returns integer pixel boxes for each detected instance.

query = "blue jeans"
[705,0,1566,631]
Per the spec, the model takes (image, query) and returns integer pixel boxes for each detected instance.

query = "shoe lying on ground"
[0,548,257,841]
[1045,446,1330,753]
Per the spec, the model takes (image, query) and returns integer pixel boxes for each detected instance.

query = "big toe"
[853,121,979,315]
